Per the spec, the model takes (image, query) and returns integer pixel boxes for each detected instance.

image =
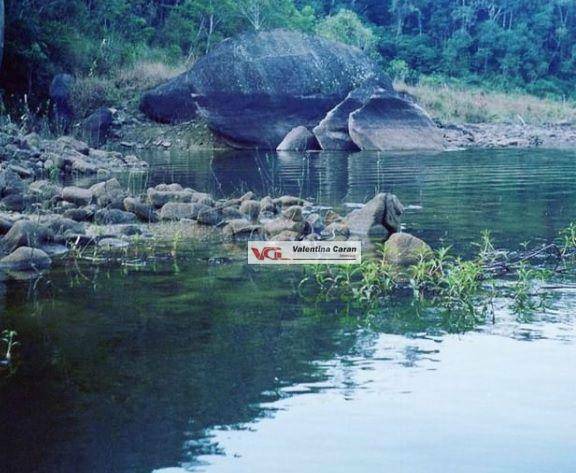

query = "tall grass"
[397,79,576,125]
[71,58,186,118]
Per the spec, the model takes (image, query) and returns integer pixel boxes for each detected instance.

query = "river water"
[0,148,575,473]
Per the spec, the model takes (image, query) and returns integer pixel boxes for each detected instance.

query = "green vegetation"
[3,0,576,115]
[301,226,576,327]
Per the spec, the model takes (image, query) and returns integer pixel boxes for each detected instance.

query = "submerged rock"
[277,126,320,152]
[382,233,433,265]
[141,29,391,148]
[345,193,404,237]
[0,247,52,271]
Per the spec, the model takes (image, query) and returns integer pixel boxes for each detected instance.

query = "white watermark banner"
[248,241,362,265]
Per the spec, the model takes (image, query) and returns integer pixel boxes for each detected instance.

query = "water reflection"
[1,149,576,473]
[128,148,576,252]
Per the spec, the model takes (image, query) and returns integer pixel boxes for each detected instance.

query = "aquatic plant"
[1,330,20,373]
[301,224,576,326]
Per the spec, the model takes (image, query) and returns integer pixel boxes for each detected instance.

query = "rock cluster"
[0,126,147,182]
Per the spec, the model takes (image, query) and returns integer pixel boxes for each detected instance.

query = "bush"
[316,10,377,54]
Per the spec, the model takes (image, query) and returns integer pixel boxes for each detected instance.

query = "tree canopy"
[1,0,575,104]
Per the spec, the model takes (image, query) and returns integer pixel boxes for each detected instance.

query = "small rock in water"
[98,238,129,250]
[0,246,52,270]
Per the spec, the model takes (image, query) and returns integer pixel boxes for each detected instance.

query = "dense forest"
[2,0,576,107]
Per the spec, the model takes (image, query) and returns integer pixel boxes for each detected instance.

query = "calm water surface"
[1,148,576,473]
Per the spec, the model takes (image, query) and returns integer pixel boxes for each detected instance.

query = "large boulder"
[139,79,199,123]
[349,90,445,151]
[141,29,391,148]
[345,193,404,237]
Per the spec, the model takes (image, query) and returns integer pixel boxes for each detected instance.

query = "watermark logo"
[248,241,361,265]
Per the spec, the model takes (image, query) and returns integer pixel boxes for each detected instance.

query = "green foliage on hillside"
[2,0,576,107]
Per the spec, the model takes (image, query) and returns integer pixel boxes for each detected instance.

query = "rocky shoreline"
[0,124,412,277]
[116,117,576,152]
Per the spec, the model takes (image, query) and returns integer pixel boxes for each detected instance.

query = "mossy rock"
[382,233,433,266]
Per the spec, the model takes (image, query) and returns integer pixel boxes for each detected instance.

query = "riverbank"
[63,62,576,152]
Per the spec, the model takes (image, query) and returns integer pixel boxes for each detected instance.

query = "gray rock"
[239,200,260,221]
[1,194,26,211]
[0,169,26,197]
[321,222,350,240]
[263,218,306,239]
[90,178,125,208]
[275,230,301,241]
[141,29,391,148]
[147,184,194,208]
[349,90,445,151]
[63,208,93,222]
[38,243,69,257]
[275,195,306,207]
[40,215,85,237]
[382,233,433,265]
[18,132,41,151]
[29,180,62,200]
[260,196,276,213]
[82,107,113,146]
[282,206,303,222]
[277,126,320,152]
[222,219,262,239]
[196,207,222,226]
[94,209,137,225]
[239,191,255,202]
[55,136,90,155]
[305,213,323,233]
[0,214,15,234]
[61,186,93,206]
[159,202,201,221]
[0,247,52,271]
[2,220,54,252]
[124,197,158,222]
[345,193,404,237]
[222,206,244,220]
